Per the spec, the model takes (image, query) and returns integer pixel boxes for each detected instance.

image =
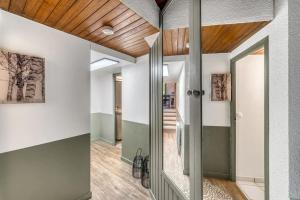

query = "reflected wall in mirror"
[201,1,272,200]
[162,0,190,199]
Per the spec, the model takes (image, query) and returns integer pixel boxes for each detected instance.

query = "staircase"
[163,109,177,132]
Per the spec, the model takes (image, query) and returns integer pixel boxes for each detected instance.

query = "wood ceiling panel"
[78,4,129,38]
[164,30,172,56]
[118,38,146,51]
[33,0,61,23]
[106,26,158,51]
[62,0,108,32]
[0,0,10,10]
[163,21,269,56]
[1,1,268,57]
[1,0,157,57]
[122,43,150,57]
[96,18,146,44]
[177,28,185,55]
[54,0,94,29]
[117,28,158,49]
[101,22,151,46]
[171,29,178,55]
[23,0,44,19]
[71,0,121,35]
[44,0,77,26]
[9,0,26,14]
[94,14,141,42]
[183,28,189,55]
[84,9,136,41]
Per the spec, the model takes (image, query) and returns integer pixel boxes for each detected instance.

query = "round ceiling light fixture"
[102,26,114,35]
[186,43,190,48]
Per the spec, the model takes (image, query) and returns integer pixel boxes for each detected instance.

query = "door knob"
[187,89,203,97]
[236,112,243,119]
[192,90,201,97]
[187,90,193,96]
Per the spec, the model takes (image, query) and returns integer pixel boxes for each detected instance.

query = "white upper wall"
[121,0,160,28]
[122,55,149,124]
[91,71,114,115]
[0,10,90,153]
[231,0,289,199]
[176,65,186,122]
[163,61,184,82]
[165,54,230,127]
[163,0,274,29]
[90,55,149,125]
[202,53,231,127]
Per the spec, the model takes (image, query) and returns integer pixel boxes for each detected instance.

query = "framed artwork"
[211,73,231,101]
[0,49,45,104]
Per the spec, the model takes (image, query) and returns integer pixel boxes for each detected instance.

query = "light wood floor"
[91,140,150,200]
[205,178,247,200]
[91,140,246,200]
[163,130,247,200]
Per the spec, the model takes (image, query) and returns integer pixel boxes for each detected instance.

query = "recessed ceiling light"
[102,26,114,35]
[115,75,123,82]
[163,64,169,77]
[90,58,119,71]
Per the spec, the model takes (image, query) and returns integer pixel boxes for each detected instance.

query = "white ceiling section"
[120,0,160,28]
[163,0,274,29]
[90,43,136,64]
[145,32,160,47]
[163,61,184,82]
[90,50,132,73]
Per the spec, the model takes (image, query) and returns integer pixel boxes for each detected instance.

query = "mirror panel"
[201,1,270,200]
[162,0,190,198]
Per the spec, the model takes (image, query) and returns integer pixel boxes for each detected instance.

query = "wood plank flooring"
[91,140,246,200]
[163,129,247,200]
[91,140,150,200]
[205,178,247,200]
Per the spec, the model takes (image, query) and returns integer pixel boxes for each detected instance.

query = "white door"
[236,55,265,187]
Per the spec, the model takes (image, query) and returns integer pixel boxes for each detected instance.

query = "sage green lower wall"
[176,118,230,178]
[203,126,230,179]
[121,120,149,163]
[91,112,114,144]
[0,134,91,200]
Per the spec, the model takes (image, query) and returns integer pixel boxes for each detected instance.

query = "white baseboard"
[121,156,133,165]
[236,176,265,183]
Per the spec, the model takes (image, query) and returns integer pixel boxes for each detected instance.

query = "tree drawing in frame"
[0,49,45,104]
[211,73,231,101]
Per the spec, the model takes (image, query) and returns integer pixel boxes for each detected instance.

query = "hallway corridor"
[91,141,150,200]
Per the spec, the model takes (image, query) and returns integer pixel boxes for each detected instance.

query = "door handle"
[187,89,204,97]
[236,112,243,119]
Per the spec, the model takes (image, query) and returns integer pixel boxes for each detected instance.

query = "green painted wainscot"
[0,134,91,200]
[121,120,149,164]
[203,126,230,179]
[91,112,115,144]
[178,123,230,179]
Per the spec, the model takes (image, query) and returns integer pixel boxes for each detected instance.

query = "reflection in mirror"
[162,0,190,198]
[201,1,271,199]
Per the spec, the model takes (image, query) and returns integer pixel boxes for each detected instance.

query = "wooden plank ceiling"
[0,0,269,57]
[163,21,269,56]
[0,0,159,57]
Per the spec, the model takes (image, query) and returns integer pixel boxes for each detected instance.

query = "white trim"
[236,176,265,183]
[90,43,136,64]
